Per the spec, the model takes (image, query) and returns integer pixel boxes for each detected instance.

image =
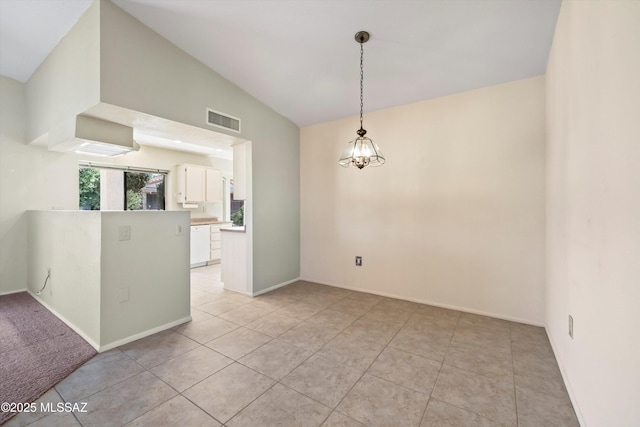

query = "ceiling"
[0,0,561,129]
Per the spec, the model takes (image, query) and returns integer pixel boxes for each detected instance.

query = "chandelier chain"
[360,41,364,131]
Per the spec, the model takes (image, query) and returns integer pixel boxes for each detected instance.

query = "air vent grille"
[207,109,241,133]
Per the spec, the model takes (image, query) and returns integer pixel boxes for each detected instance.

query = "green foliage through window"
[79,168,100,210]
[231,205,244,226]
[79,167,165,211]
[125,172,151,210]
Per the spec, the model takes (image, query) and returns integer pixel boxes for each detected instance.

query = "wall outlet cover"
[569,314,574,339]
[118,225,131,241]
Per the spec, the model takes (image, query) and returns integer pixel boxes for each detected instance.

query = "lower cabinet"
[221,229,248,293]
[209,223,230,264]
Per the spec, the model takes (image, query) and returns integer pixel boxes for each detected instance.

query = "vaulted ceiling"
[0,0,561,128]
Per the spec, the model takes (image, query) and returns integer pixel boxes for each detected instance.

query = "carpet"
[0,292,97,424]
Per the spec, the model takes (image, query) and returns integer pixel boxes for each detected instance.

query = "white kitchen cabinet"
[221,227,248,293]
[208,223,230,263]
[205,168,222,203]
[176,164,222,205]
[176,164,204,203]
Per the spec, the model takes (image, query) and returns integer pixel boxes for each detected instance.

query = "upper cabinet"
[176,164,222,205]
[182,164,205,203]
[205,168,222,203]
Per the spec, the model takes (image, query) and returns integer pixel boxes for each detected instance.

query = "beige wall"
[301,76,546,324]
[546,1,640,425]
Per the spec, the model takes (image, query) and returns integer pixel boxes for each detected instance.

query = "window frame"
[78,161,170,211]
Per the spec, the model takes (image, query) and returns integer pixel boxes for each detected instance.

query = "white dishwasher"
[190,225,210,268]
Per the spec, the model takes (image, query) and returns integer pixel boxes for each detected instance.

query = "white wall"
[100,211,190,348]
[0,76,79,295]
[26,210,190,351]
[27,211,102,346]
[546,1,640,426]
[25,0,100,144]
[301,76,546,324]
[0,76,27,294]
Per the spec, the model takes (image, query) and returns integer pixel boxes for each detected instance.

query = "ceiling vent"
[207,108,241,133]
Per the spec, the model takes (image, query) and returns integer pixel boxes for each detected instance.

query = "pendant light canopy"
[339,31,385,169]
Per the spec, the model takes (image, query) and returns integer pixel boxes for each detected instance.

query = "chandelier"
[339,31,385,169]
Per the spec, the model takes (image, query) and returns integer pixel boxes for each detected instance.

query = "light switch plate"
[569,315,574,339]
[118,225,131,241]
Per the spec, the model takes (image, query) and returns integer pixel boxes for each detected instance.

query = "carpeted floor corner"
[0,292,97,424]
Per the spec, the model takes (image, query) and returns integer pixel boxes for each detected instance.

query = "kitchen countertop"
[190,217,232,226]
[220,226,246,233]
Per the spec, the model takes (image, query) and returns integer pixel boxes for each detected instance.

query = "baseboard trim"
[546,330,586,427]
[28,291,101,352]
[98,316,192,352]
[252,277,301,297]
[299,276,544,327]
[28,291,192,353]
[0,288,28,296]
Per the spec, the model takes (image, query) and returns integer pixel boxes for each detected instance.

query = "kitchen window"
[230,179,244,226]
[79,163,167,211]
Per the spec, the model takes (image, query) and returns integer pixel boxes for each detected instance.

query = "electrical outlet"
[355,256,362,266]
[569,315,574,339]
[118,225,131,241]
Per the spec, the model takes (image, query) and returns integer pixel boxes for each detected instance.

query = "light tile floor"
[6,264,579,426]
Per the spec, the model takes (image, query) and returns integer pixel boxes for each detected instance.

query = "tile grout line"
[417,310,461,426]
[117,337,218,426]
[510,324,520,426]
[324,300,416,425]
[222,289,384,426]
[279,294,379,426]
[423,314,517,426]
[54,349,148,407]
